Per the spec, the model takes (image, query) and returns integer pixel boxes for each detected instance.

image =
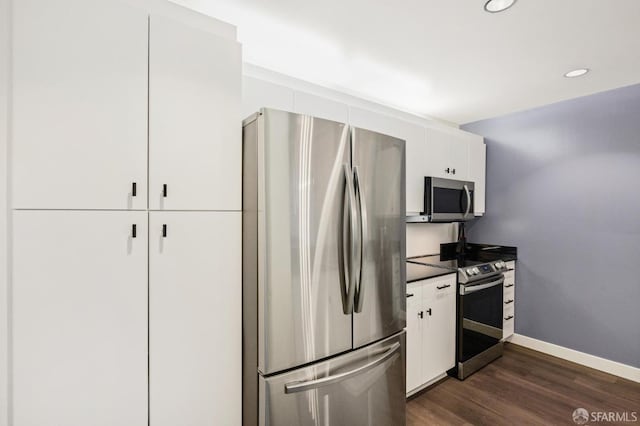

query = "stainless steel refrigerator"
[242,109,407,426]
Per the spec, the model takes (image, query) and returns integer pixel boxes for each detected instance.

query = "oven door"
[459,275,504,363]
[424,177,474,222]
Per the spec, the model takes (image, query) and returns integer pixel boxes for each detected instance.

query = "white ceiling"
[172,0,640,124]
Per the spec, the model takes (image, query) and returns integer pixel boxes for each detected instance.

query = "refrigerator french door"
[243,109,406,426]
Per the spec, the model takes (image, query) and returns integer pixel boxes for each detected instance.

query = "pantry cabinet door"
[149,15,241,211]
[12,210,148,426]
[12,0,148,209]
[149,212,241,426]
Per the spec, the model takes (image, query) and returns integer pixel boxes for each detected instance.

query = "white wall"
[0,0,10,424]
[241,65,459,257]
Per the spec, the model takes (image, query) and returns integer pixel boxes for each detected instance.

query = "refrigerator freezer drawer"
[259,331,406,426]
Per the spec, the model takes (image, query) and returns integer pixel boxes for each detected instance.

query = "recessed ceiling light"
[484,0,517,13]
[564,68,590,78]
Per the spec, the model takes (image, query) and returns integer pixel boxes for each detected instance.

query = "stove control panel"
[459,260,505,283]
[493,260,507,270]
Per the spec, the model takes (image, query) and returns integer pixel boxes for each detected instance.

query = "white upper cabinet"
[149,14,241,211]
[12,210,148,426]
[407,126,486,216]
[242,76,294,119]
[12,0,148,209]
[349,107,425,215]
[468,135,487,215]
[424,127,469,180]
[294,91,349,123]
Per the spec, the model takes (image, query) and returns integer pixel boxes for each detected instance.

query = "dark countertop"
[406,242,517,284]
[406,261,456,283]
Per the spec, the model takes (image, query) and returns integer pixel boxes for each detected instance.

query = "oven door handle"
[460,276,504,295]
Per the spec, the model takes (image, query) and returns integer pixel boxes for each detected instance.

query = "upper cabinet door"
[12,0,148,209]
[149,15,241,211]
[446,136,470,181]
[349,107,426,215]
[468,137,486,215]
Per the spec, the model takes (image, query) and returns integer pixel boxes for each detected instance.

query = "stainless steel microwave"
[420,177,474,222]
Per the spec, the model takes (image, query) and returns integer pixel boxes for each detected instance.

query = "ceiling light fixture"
[564,68,590,78]
[484,0,517,13]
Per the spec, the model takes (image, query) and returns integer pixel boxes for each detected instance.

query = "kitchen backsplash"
[406,223,457,257]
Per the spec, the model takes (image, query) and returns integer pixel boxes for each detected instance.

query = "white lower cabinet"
[406,274,456,395]
[149,212,241,426]
[502,261,516,340]
[12,210,148,426]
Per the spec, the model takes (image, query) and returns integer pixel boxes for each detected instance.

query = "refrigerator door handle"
[341,163,359,314]
[284,342,401,394]
[353,165,368,313]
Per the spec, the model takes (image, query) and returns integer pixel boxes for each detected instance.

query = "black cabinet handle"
[426,308,432,316]
[504,284,514,288]
[131,224,137,238]
[132,182,137,197]
[436,284,451,290]
[418,311,424,319]
[452,168,456,175]
[163,184,168,198]
[504,315,514,320]
[504,299,514,304]
[445,168,450,174]
[406,293,414,298]
[162,224,167,238]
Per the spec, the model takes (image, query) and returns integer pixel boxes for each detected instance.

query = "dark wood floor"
[407,343,640,426]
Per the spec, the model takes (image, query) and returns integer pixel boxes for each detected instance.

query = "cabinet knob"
[132,182,137,197]
[504,315,514,320]
[406,293,414,298]
[162,224,167,238]
[426,308,432,316]
[418,311,424,319]
[436,284,451,290]
[131,224,137,238]
[452,168,456,175]
[163,184,168,198]
[504,299,514,304]
[445,168,450,174]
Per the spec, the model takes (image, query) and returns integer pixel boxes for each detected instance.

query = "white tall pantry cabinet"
[9,1,241,425]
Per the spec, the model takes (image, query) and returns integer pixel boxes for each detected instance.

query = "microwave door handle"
[342,164,358,314]
[460,277,505,295]
[353,165,367,313]
[463,184,471,218]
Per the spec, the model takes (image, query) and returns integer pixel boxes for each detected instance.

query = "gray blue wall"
[462,84,640,368]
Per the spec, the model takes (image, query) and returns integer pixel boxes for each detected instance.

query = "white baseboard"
[509,334,640,384]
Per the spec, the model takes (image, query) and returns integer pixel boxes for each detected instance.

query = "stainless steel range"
[408,255,508,379]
